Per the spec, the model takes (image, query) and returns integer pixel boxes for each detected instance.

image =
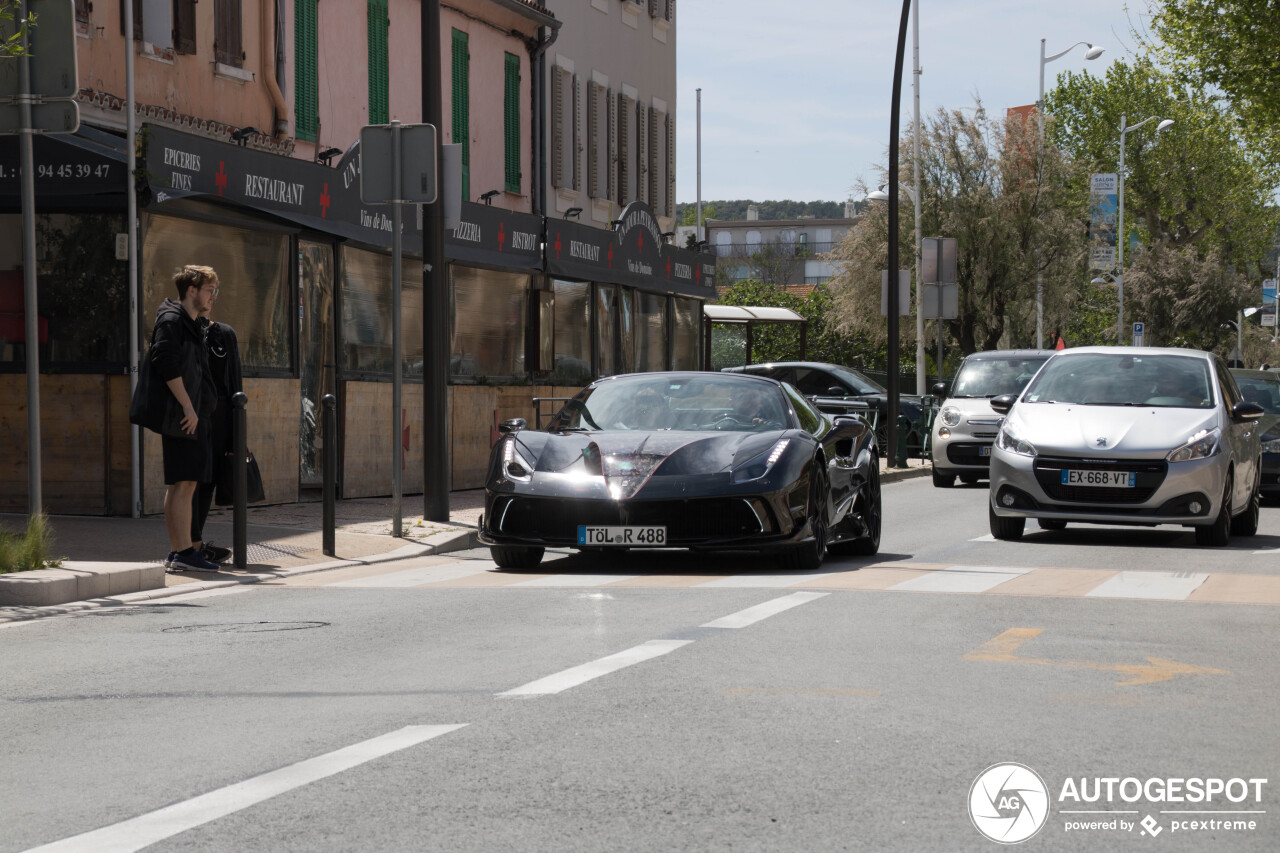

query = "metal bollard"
[232,392,248,569]
[894,412,910,469]
[322,394,337,557]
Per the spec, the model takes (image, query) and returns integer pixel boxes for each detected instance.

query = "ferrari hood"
[516,430,783,499]
[1007,403,1219,457]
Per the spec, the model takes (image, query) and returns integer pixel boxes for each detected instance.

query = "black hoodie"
[150,298,216,420]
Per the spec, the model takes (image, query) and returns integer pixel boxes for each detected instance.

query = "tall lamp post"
[1036,39,1103,349]
[868,182,921,395]
[1116,113,1174,345]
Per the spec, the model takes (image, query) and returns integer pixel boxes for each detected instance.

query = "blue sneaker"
[168,548,220,573]
[164,551,180,570]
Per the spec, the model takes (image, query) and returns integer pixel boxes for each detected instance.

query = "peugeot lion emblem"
[1096,437,1108,447]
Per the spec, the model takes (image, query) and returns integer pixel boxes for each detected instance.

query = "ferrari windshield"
[552,374,791,432]
[1021,353,1215,408]
[951,356,1049,398]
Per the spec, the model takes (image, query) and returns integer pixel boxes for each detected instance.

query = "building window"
[367,0,389,124]
[551,67,579,191]
[213,0,241,65]
[175,0,197,54]
[549,280,592,385]
[616,92,634,204]
[595,284,634,377]
[295,0,319,141]
[671,297,700,370]
[141,214,293,371]
[450,267,528,381]
[340,247,424,377]
[635,290,667,371]
[119,0,141,39]
[451,29,470,202]
[503,52,521,193]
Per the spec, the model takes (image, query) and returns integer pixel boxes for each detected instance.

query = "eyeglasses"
[202,285,220,296]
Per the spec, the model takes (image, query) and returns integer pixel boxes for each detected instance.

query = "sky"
[675,0,1157,205]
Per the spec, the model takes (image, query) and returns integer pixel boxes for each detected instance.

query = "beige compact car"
[931,350,1054,487]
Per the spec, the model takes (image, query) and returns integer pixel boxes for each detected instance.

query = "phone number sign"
[0,134,121,196]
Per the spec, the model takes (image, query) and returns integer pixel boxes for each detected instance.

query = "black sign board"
[142,124,421,252]
[445,200,543,270]
[545,202,715,298]
[0,131,125,197]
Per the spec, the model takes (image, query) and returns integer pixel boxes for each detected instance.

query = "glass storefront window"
[339,246,424,377]
[450,266,528,381]
[595,284,634,377]
[671,297,701,370]
[142,213,292,370]
[635,291,667,372]
[549,279,592,386]
[0,213,128,367]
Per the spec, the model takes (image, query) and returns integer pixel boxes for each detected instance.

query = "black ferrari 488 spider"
[479,372,882,570]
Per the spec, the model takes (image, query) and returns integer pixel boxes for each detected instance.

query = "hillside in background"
[676,200,848,222]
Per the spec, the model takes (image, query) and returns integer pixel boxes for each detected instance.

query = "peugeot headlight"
[1167,427,1221,463]
[731,438,790,484]
[502,436,536,482]
[939,406,962,427]
[996,422,1036,457]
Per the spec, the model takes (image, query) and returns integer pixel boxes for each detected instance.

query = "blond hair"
[173,264,218,300]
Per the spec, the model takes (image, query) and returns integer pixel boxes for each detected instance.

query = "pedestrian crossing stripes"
[266,555,1280,605]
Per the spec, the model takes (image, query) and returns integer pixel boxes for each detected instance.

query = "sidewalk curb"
[881,465,932,484]
[0,527,480,625]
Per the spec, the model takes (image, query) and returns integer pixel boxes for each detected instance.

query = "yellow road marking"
[963,628,1228,686]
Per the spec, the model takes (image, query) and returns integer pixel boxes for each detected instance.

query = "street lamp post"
[1036,39,1103,349]
[1116,113,1174,345]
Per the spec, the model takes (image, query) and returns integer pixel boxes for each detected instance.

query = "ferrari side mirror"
[499,417,527,435]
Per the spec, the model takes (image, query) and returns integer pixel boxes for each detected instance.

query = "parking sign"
[1133,322,1145,347]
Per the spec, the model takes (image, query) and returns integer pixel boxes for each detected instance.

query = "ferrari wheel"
[845,461,882,556]
[490,545,545,569]
[778,466,828,571]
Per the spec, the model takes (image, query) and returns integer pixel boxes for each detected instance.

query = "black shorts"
[162,418,214,485]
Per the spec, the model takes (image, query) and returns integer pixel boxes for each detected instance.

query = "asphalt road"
[2,477,1277,852]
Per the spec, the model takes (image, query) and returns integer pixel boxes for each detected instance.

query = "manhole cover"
[162,621,329,634]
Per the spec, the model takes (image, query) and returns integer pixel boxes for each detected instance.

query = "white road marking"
[701,591,830,629]
[970,534,996,542]
[890,565,1036,593]
[1085,571,1209,600]
[497,639,692,697]
[23,724,467,853]
[327,559,496,588]
[512,574,639,587]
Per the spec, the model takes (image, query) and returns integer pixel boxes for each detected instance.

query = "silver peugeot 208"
[988,347,1264,546]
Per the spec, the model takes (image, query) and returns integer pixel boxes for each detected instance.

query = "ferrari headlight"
[1167,427,1221,463]
[939,406,962,427]
[732,438,790,484]
[996,422,1036,457]
[502,436,535,482]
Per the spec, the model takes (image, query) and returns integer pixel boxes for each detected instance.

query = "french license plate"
[1060,469,1135,488]
[577,526,667,546]
[978,446,991,457]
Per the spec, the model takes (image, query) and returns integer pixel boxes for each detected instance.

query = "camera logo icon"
[969,763,1051,844]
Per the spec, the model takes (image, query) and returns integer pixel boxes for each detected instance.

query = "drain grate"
[162,621,330,634]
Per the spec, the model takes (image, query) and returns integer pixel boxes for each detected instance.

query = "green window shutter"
[451,29,470,202]
[295,0,318,141]
[368,0,389,124]
[504,52,521,193]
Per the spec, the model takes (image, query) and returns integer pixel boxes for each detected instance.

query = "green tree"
[829,101,1088,357]
[1047,59,1279,341]
[0,0,35,58]
[1145,0,1280,160]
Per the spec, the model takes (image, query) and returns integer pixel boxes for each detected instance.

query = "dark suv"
[723,361,924,454]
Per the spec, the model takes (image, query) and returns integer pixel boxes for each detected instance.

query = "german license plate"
[978,446,992,457]
[577,526,667,546]
[1060,469,1135,487]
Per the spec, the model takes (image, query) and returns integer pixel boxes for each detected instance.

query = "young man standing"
[189,299,243,565]
[151,265,220,572]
